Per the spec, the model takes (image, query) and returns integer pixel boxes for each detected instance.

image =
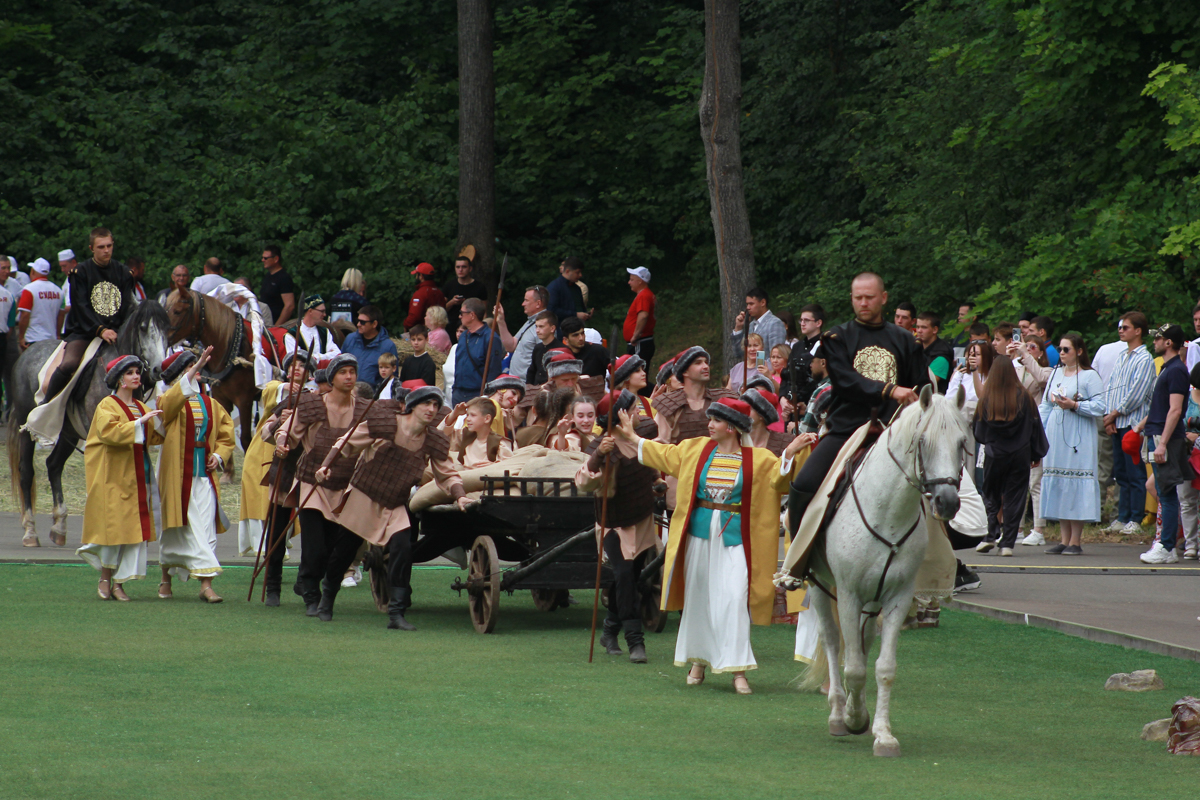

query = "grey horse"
[7,300,170,546]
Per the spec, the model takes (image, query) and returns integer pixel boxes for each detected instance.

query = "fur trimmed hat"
[313,358,332,385]
[547,350,583,379]
[673,346,709,381]
[281,349,312,374]
[744,371,775,394]
[596,389,638,428]
[402,384,445,414]
[485,374,526,397]
[326,352,358,380]
[160,350,198,386]
[104,355,142,390]
[656,357,678,387]
[742,388,780,425]
[612,354,645,388]
[705,397,753,434]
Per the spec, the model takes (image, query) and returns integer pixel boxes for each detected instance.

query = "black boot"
[305,602,320,617]
[387,587,416,631]
[265,590,281,607]
[316,579,339,622]
[786,488,816,536]
[600,619,622,655]
[624,619,647,663]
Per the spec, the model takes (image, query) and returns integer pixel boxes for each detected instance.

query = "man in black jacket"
[915,311,955,394]
[560,315,609,377]
[786,273,930,531]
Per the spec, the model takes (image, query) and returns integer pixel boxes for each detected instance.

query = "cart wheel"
[641,563,668,633]
[531,589,570,611]
[365,545,389,613]
[468,536,500,633]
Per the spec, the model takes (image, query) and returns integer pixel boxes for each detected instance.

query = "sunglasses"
[356,318,372,326]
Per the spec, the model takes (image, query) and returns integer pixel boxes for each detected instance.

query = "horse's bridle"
[885,426,963,500]
[167,290,205,341]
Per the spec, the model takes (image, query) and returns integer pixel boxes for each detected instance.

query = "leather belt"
[696,499,740,513]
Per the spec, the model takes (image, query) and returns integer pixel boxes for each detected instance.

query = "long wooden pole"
[478,253,508,398]
[588,327,621,662]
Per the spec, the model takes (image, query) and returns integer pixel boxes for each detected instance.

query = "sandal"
[686,664,706,686]
[158,581,173,599]
[200,587,223,604]
[97,579,112,601]
[733,674,752,695]
[111,583,131,602]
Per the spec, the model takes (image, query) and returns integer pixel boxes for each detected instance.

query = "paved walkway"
[4,512,1198,659]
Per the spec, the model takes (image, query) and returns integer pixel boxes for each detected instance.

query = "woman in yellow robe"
[614,398,810,694]
[156,347,235,602]
[77,355,165,601]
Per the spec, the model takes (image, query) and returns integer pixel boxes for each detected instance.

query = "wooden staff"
[588,325,621,662]
[478,252,509,398]
[742,310,750,392]
[247,344,312,600]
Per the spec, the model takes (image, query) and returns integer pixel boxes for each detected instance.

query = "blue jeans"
[1151,462,1180,551]
[1111,428,1145,524]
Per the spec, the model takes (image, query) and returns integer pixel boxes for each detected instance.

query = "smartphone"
[756,351,766,368]
[1012,330,1022,344]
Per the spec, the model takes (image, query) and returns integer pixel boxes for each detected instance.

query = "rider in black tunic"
[43,228,137,402]
[786,273,929,532]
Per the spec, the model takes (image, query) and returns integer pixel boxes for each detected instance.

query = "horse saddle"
[811,433,880,549]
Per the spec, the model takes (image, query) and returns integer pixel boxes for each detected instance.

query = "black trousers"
[627,337,656,397]
[45,337,91,401]
[603,530,650,646]
[790,431,851,494]
[386,526,416,612]
[981,449,1031,549]
[0,331,7,411]
[296,508,362,605]
[263,503,290,594]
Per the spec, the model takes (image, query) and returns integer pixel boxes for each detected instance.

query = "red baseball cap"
[410,262,434,276]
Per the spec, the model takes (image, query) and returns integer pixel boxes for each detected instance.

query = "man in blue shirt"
[1136,324,1193,564]
[340,304,398,387]
[452,298,504,404]
[546,257,591,326]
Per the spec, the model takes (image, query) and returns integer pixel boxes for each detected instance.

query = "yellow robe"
[639,437,808,625]
[82,395,165,546]
[157,382,236,533]
[240,380,285,522]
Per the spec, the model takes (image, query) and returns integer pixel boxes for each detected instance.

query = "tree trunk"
[458,0,496,295]
[700,0,756,374]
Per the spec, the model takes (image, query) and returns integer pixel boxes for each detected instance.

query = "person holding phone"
[725,332,765,392]
[1039,333,1104,555]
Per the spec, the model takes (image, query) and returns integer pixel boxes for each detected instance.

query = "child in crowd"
[401,325,437,387]
[442,396,513,468]
[553,396,597,451]
[376,352,397,399]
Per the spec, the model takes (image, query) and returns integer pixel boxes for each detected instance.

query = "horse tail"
[797,641,828,693]
[7,411,32,515]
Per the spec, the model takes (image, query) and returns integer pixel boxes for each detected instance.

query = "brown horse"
[163,288,265,450]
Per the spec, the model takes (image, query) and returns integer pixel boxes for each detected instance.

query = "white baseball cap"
[29,258,51,275]
[58,249,76,262]
[626,266,651,283]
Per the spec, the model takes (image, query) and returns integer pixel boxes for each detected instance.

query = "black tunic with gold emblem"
[821,318,929,435]
[62,257,136,342]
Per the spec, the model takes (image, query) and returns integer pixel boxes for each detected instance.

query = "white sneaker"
[1139,542,1179,564]
[1104,520,1126,532]
[341,574,358,588]
[1122,521,1143,535]
[1185,548,1198,560]
[1021,530,1045,546]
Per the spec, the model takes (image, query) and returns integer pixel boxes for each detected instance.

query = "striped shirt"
[1103,344,1156,429]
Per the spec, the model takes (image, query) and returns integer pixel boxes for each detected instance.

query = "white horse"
[803,385,968,757]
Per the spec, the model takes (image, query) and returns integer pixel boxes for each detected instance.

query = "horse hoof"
[874,740,901,758]
[846,714,871,736]
[829,719,850,737]
[22,534,40,548]
[49,531,66,547]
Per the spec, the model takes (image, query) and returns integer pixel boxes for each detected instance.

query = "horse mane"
[116,298,169,354]
[887,389,969,452]
[168,287,244,365]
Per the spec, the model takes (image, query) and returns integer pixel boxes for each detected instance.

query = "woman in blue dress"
[1039,333,1104,555]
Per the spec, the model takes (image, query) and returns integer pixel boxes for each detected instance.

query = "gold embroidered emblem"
[853,345,897,384]
[91,281,121,317]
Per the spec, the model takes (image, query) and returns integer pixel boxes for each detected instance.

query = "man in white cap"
[57,248,77,334]
[623,266,656,375]
[16,258,63,350]
[6,256,31,289]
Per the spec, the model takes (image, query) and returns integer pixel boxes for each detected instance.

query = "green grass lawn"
[0,564,1195,800]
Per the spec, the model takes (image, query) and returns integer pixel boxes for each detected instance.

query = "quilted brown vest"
[350,426,451,508]
[295,395,370,492]
[261,390,307,495]
[764,429,797,457]
[673,405,710,443]
[584,441,657,528]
